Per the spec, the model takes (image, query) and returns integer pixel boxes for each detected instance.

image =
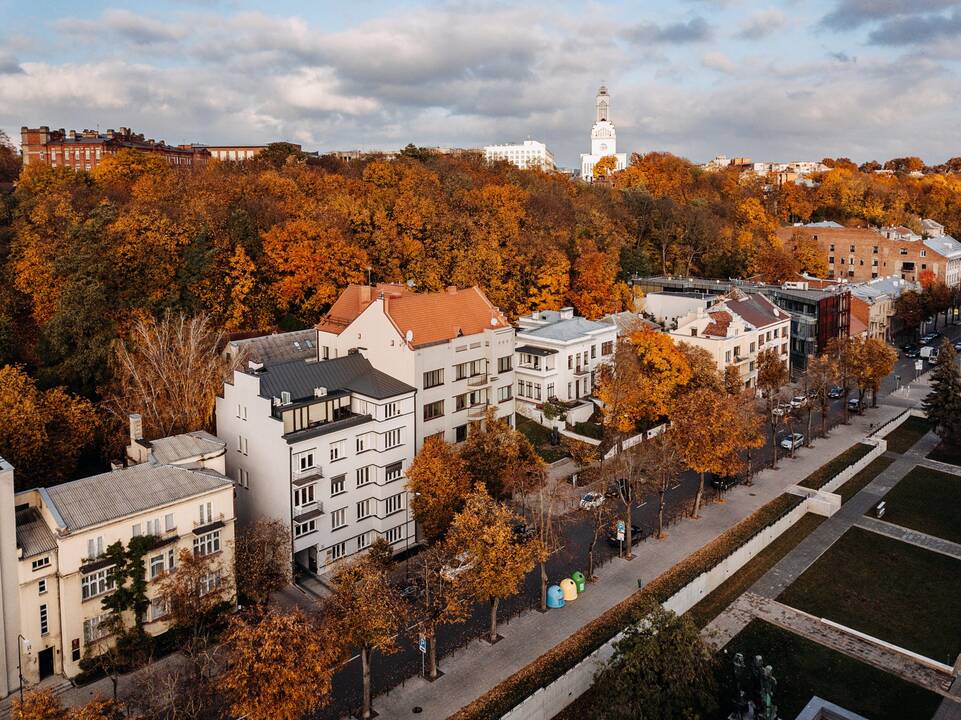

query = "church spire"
[596,84,610,123]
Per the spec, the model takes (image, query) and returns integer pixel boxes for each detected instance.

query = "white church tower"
[580,85,627,181]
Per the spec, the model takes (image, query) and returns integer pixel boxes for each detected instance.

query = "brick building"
[193,144,302,161]
[20,127,209,171]
[777,221,961,287]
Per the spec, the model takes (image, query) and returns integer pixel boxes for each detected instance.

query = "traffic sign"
[616,520,625,542]
[418,635,427,654]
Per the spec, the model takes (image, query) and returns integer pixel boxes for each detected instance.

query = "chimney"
[360,285,371,304]
[447,286,458,295]
[560,307,574,320]
[129,413,143,444]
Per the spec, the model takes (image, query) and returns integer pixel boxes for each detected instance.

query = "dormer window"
[690,328,697,336]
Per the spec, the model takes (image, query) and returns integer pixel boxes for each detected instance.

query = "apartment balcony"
[293,502,324,524]
[572,366,590,376]
[517,363,556,375]
[293,466,323,486]
[193,512,227,533]
[732,353,752,365]
[467,373,489,388]
[467,402,489,420]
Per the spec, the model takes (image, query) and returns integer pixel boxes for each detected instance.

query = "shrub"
[449,493,805,720]
[797,443,874,490]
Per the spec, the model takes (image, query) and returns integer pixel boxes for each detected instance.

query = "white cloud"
[737,8,786,39]
[701,51,737,73]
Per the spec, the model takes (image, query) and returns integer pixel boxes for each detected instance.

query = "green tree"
[923,341,961,448]
[591,601,717,719]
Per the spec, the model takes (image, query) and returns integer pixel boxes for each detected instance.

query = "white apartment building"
[316,284,516,449]
[484,140,556,171]
[10,455,234,684]
[641,292,718,328]
[670,290,791,389]
[514,308,617,416]
[216,353,417,576]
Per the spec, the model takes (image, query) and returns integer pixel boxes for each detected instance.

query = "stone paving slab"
[918,457,961,477]
[854,516,961,561]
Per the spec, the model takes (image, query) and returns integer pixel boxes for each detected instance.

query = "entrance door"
[38,647,54,679]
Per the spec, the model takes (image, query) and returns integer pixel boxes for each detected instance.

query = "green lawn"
[778,527,961,664]
[572,421,603,440]
[719,620,941,720]
[798,443,874,490]
[884,416,932,454]
[928,441,961,466]
[876,466,961,544]
[516,416,570,463]
[835,456,895,504]
[687,513,826,629]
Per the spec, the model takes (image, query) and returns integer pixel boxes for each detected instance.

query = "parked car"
[848,397,863,413]
[920,346,937,360]
[440,552,474,581]
[604,478,628,499]
[790,395,806,409]
[606,522,642,547]
[579,491,605,510]
[711,474,739,491]
[510,521,537,543]
[828,386,844,399]
[902,344,920,358]
[928,348,940,364]
[780,433,804,451]
[954,341,961,352]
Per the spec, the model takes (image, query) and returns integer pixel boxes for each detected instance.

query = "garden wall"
[818,439,886,495]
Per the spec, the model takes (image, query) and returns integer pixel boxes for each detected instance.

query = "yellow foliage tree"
[224,244,257,332]
[592,154,619,178]
[406,436,471,542]
[568,239,624,319]
[527,250,571,311]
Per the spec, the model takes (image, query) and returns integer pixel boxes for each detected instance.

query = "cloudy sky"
[1,0,960,166]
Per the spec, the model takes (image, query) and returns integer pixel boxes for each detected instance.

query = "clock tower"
[581,84,627,181]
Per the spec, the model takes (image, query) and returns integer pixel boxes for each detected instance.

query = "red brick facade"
[20,126,209,171]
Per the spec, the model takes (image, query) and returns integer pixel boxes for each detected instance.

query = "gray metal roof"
[15,508,57,559]
[149,431,225,465]
[44,464,232,532]
[518,317,611,343]
[849,277,918,302]
[924,235,961,260]
[255,354,414,402]
[230,330,317,365]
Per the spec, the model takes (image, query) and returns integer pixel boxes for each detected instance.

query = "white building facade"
[484,140,556,171]
[316,284,516,449]
[216,353,417,576]
[580,85,628,181]
[514,308,617,418]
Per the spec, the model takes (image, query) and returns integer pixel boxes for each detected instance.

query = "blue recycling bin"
[546,584,565,609]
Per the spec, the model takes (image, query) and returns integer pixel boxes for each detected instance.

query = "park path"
[372,403,906,720]
[853,516,961,561]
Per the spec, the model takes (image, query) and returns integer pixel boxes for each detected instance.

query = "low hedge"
[449,493,805,720]
[797,443,874,490]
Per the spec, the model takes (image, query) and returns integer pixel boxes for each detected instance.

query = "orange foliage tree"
[406,436,471,543]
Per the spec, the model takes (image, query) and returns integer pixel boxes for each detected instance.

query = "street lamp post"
[17,634,30,703]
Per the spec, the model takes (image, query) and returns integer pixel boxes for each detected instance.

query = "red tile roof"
[317,284,509,348]
[703,310,733,337]
[725,292,785,329]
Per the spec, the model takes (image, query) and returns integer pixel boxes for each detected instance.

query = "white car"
[790,396,806,409]
[579,491,605,510]
[780,433,804,451]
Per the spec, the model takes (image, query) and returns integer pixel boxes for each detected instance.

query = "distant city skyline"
[3,1,961,167]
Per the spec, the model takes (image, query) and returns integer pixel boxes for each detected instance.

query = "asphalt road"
[314,322,961,719]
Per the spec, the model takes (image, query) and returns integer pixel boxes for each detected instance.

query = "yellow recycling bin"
[560,577,578,602]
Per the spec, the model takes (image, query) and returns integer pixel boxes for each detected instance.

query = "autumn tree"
[219,609,341,720]
[157,548,233,651]
[514,461,564,610]
[895,290,926,338]
[827,336,859,422]
[12,689,68,720]
[459,407,543,500]
[861,337,898,407]
[233,519,292,607]
[923,341,961,448]
[0,129,21,183]
[446,486,542,644]
[0,365,97,489]
[593,155,619,179]
[69,699,127,720]
[756,347,789,467]
[591,602,717,720]
[607,443,651,559]
[406,436,471,542]
[105,313,239,449]
[327,555,407,720]
[677,342,723,394]
[408,544,470,679]
[670,388,763,518]
[636,430,684,539]
[568,238,624,319]
[724,364,743,395]
[805,353,838,437]
[581,481,615,581]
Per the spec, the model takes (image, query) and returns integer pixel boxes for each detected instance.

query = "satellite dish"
[490,317,498,326]
[405,329,414,343]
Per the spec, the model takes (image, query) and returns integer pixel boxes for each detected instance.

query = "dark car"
[604,478,628,499]
[903,344,920,358]
[848,397,863,413]
[711,474,739,491]
[606,523,643,547]
[510,521,537,543]
[828,386,844,399]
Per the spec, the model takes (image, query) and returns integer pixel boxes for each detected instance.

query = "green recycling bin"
[571,571,586,593]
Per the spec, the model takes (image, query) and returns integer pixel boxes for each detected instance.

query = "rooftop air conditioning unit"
[314,387,327,397]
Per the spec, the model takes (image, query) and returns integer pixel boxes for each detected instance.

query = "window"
[83,614,110,643]
[849,245,855,252]
[145,518,160,536]
[455,424,467,442]
[725,350,731,363]
[921,250,927,257]
[900,248,908,255]
[297,452,315,471]
[329,541,347,562]
[384,493,404,515]
[237,435,248,455]
[167,548,177,571]
[132,523,142,537]
[149,599,168,621]
[356,433,369,452]
[150,554,165,579]
[497,385,512,402]
[424,400,444,421]
[455,362,469,381]
[294,519,316,538]
[386,462,403,482]
[32,556,50,572]
[294,484,316,507]
[199,571,222,596]
[72,639,80,662]
[199,502,212,525]
[40,604,48,636]
[38,579,47,595]
[235,467,249,489]
[165,513,175,532]
[357,499,373,520]
[828,256,835,265]
[568,355,573,369]
[601,341,613,355]
[357,532,370,551]
[86,536,104,560]
[385,402,400,418]
[498,355,512,373]
[330,440,346,461]
[829,244,835,252]
[591,345,597,359]
[331,508,347,530]
[873,246,879,254]
[423,369,444,388]
[455,393,469,411]
[547,382,555,398]
[385,428,401,448]
[750,342,756,353]
[193,530,221,557]
[357,466,372,486]
[81,568,115,601]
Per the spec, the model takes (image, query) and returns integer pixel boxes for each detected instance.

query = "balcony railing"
[193,512,225,529]
[293,466,323,484]
[467,373,489,388]
[467,403,489,420]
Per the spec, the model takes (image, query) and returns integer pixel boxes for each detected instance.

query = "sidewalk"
[372,401,909,719]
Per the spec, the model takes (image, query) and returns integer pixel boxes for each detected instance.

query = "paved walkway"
[854,516,961,561]
[372,402,906,719]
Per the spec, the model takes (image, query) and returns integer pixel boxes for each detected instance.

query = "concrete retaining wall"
[819,439,886,495]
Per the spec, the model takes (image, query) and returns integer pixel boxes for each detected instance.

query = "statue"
[730,652,750,720]
[758,664,778,720]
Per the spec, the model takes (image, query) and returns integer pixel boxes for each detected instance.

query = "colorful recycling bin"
[571,571,586,593]
[560,577,578,601]
[546,584,565,609]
